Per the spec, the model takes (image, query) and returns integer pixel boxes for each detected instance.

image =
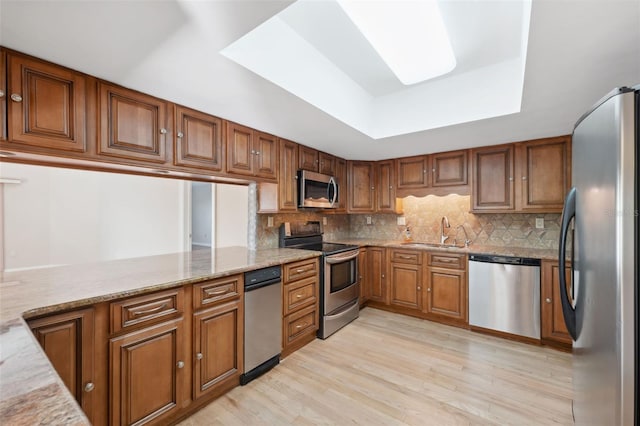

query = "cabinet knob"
[522,176,527,180]
[196,353,203,360]
[84,382,95,393]
[177,131,184,138]
[255,151,260,155]
[427,288,431,292]
[371,187,375,190]
[10,93,22,102]
[545,298,551,303]
[0,90,4,98]
[423,169,427,174]
[177,361,185,369]
[159,128,167,134]
[417,286,421,290]
[432,168,436,173]
[389,186,393,189]
[251,150,256,154]
[509,177,514,181]
[381,274,385,278]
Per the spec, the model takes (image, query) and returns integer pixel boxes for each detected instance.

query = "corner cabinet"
[376,160,397,213]
[5,52,88,152]
[541,260,572,349]
[28,308,96,423]
[226,121,277,180]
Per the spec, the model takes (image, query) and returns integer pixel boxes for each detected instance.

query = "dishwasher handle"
[469,254,540,266]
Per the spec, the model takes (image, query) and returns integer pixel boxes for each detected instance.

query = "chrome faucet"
[440,216,450,244]
[457,225,472,247]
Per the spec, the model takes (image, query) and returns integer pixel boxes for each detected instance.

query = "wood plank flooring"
[179,308,573,425]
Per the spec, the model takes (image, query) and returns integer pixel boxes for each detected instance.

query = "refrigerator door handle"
[559,187,577,340]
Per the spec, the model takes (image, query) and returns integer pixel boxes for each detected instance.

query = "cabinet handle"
[423,169,427,174]
[255,151,260,155]
[438,258,454,263]
[296,267,310,273]
[371,187,375,190]
[84,382,95,393]
[131,302,167,316]
[381,274,385,278]
[296,322,308,329]
[160,128,167,134]
[389,186,393,189]
[196,353,203,360]
[177,361,185,369]
[204,287,230,296]
[296,294,303,299]
[427,288,431,292]
[10,93,22,102]
[509,177,513,182]
[399,255,413,259]
[0,90,4,98]
[251,150,256,154]
[545,298,551,303]
[522,176,527,180]
[176,131,184,138]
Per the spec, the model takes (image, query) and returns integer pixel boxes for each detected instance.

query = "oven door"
[324,249,359,314]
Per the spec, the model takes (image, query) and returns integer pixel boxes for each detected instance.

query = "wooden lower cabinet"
[28,308,96,422]
[366,247,387,304]
[109,317,186,426]
[282,258,319,357]
[358,248,368,306]
[193,300,243,401]
[389,249,422,311]
[424,267,467,325]
[541,260,573,348]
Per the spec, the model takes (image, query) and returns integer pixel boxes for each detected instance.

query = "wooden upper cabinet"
[278,138,298,211]
[348,161,375,212]
[541,260,573,347]
[376,160,396,213]
[298,145,319,172]
[29,308,95,422]
[6,52,87,152]
[98,82,169,163]
[174,106,223,171]
[432,150,468,187]
[0,50,6,141]
[396,155,429,189]
[471,144,515,211]
[319,151,336,176]
[517,136,571,212]
[334,157,348,212]
[226,122,277,180]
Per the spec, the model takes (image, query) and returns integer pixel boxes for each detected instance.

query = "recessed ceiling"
[0,0,638,160]
[221,0,531,139]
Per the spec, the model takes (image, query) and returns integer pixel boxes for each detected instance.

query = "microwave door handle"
[328,177,337,206]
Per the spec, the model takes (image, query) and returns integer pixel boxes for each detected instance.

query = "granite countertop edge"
[0,247,322,425]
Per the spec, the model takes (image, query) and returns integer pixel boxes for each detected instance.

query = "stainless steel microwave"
[297,170,338,209]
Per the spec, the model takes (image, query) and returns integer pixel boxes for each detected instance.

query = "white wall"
[1,164,186,271]
[215,184,248,248]
[191,182,212,247]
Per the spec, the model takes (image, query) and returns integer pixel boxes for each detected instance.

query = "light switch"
[535,217,544,229]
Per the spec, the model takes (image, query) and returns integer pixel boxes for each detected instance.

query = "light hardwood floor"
[179,308,573,425]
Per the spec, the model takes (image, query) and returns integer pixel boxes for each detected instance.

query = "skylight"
[336,0,456,85]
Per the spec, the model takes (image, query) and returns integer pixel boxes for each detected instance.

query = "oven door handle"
[325,249,359,264]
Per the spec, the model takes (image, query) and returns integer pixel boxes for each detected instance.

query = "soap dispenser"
[404,226,412,242]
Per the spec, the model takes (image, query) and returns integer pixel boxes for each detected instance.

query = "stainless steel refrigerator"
[559,86,638,425]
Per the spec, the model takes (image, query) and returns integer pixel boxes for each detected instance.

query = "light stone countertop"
[330,238,559,260]
[0,246,321,425]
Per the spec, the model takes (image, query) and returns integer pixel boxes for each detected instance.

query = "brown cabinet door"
[541,260,572,346]
[254,131,278,180]
[110,318,185,426]
[425,267,467,324]
[0,49,6,141]
[278,138,298,211]
[7,53,86,152]
[517,136,571,212]
[193,300,243,401]
[174,106,223,171]
[432,150,468,187]
[29,308,95,422]
[348,161,375,212]
[98,82,168,163]
[298,145,319,172]
[471,144,515,211]
[319,151,336,176]
[226,121,253,176]
[389,262,422,310]
[358,248,368,305]
[396,155,429,189]
[367,247,387,304]
[376,160,396,212]
[334,157,348,212]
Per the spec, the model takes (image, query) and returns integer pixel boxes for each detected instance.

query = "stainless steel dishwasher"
[468,254,541,339]
[240,265,282,385]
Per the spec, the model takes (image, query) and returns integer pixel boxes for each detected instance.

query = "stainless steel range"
[279,221,359,339]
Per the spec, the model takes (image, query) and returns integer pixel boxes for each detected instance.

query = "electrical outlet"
[535,217,544,229]
[323,217,327,225]
[267,216,274,227]
[397,216,406,226]
[366,216,372,225]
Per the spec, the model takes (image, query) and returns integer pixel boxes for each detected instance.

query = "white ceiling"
[1,0,638,161]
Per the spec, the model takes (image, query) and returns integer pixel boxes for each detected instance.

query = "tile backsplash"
[256,195,561,250]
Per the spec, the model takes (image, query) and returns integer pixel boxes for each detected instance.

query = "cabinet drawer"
[429,253,466,270]
[284,276,317,315]
[283,258,319,284]
[284,305,318,345]
[110,288,183,334]
[391,249,422,265]
[193,275,242,311]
